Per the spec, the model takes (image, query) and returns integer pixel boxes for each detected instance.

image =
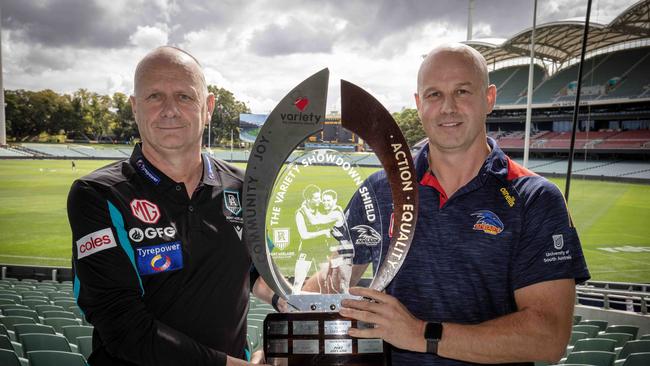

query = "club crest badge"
[224,190,242,216]
[471,210,504,235]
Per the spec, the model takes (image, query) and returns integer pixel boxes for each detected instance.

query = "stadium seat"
[76,336,92,360]
[27,350,87,366]
[573,324,601,338]
[0,349,21,366]
[22,295,49,302]
[572,337,616,353]
[597,332,634,348]
[13,285,36,291]
[34,305,64,316]
[0,294,22,304]
[0,316,37,331]
[570,331,590,346]
[18,291,45,298]
[19,279,38,284]
[578,320,608,332]
[42,318,81,333]
[0,299,17,305]
[617,340,650,360]
[605,325,639,339]
[47,293,73,301]
[0,304,29,312]
[14,324,57,340]
[3,309,40,323]
[247,324,261,352]
[0,324,10,339]
[21,299,49,309]
[42,310,76,320]
[565,350,616,366]
[20,333,72,353]
[0,334,23,357]
[619,352,650,366]
[640,334,650,341]
[61,325,93,345]
[53,299,77,308]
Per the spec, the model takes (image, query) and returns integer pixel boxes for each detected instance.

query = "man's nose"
[440,95,457,114]
[161,97,180,118]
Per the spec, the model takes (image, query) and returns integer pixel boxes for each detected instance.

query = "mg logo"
[130,199,160,224]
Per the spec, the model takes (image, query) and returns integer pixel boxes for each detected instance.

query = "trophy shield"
[243,70,418,365]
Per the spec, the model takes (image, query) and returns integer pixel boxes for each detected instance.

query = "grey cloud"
[249,18,337,56]
[23,47,76,73]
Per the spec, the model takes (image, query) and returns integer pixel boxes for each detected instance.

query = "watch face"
[425,322,443,340]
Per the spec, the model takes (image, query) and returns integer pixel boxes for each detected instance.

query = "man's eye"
[456,89,469,95]
[146,93,160,100]
[427,91,440,98]
[179,94,193,101]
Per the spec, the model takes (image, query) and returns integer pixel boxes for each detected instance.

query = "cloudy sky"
[1,0,637,113]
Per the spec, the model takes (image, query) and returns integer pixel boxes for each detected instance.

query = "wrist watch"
[424,321,443,354]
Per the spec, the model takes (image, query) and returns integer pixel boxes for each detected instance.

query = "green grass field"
[1,159,649,283]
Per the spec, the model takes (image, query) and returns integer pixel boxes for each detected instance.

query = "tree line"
[4,86,250,145]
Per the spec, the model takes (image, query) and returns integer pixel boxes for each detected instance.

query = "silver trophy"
[243,69,418,365]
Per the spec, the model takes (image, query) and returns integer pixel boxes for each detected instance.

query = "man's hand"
[339,287,426,352]
[226,355,270,365]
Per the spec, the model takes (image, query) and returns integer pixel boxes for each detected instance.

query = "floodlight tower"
[0,6,6,146]
[467,0,475,40]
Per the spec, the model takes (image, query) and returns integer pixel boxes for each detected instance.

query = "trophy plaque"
[243,69,418,365]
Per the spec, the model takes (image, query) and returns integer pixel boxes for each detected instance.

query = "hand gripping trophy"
[243,69,418,365]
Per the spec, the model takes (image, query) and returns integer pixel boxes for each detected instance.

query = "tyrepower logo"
[130,199,160,224]
[76,228,117,259]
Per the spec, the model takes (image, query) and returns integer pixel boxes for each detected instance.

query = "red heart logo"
[294,97,309,111]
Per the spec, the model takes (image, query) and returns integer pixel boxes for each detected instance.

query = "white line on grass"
[0,254,70,262]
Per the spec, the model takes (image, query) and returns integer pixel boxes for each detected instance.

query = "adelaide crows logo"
[471,210,504,235]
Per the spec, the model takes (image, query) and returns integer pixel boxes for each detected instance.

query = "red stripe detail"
[420,171,448,208]
[506,157,537,181]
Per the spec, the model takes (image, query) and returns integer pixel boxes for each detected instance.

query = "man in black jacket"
[68,46,271,366]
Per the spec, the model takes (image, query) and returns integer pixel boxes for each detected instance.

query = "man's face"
[308,192,321,208]
[130,60,214,155]
[415,51,496,153]
[322,194,336,211]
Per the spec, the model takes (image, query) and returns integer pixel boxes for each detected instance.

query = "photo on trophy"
[265,148,384,296]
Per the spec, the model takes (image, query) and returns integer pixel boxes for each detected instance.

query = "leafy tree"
[393,108,425,146]
[207,85,250,146]
[111,92,137,142]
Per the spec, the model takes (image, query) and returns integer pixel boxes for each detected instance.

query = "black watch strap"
[424,322,443,354]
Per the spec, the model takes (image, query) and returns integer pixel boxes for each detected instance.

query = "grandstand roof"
[465,0,650,67]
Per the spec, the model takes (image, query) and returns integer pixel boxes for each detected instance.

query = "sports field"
[0,159,649,283]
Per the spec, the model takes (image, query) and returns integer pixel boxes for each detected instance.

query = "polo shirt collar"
[414,137,510,182]
[129,144,222,191]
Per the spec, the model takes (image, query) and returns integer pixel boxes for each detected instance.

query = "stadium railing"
[576,286,650,314]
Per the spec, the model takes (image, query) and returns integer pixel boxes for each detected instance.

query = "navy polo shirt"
[345,137,590,366]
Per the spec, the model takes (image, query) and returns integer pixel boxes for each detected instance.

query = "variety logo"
[351,225,381,246]
[224,190,242,216]
[76,228,117,259]
[135,241,183,276]
[294,97,309,111]
[130,199,160,224]
[471,210,504,235]
[128,226,176,243]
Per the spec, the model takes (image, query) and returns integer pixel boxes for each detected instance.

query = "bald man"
[336,43,590,365]
[68,47,270,366]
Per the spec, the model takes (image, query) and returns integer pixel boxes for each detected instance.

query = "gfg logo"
[128,226,176,243]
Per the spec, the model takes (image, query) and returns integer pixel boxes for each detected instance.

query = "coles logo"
[76,228,117,259]
[130,199,160,224]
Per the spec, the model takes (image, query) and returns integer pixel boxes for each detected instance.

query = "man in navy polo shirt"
[339,43,590,365]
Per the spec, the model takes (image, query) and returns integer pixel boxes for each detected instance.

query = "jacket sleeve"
[68,180,228,366]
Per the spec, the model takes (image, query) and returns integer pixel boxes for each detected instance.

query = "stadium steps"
[12,145,50,157]
[571,160,621,173]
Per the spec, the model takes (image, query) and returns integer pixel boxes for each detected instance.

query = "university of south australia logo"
[471,210,504,235]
